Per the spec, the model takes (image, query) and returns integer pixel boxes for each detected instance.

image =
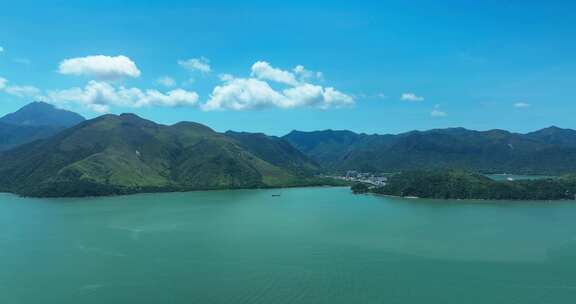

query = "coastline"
[0,182,351,199]
[361,191,575,203]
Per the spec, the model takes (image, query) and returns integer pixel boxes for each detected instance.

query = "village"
[326,170,389,186]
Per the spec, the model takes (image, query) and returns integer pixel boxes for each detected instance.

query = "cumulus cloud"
[48,81,199,113]
[203,78,286,111]
[203,62,353,111]
[284,84,354,109]
[514,102,531,108]
[178,57,211,73]
[58,55,141,80]
[156,76,176,87]
[401,92,424,102]
[203,74,353,111]
[430,104,447,117]
[251,61,299,86]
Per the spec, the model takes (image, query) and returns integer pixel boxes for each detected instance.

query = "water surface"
[1,187,576,303]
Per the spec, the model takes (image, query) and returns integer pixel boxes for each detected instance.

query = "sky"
[0,0,575,135]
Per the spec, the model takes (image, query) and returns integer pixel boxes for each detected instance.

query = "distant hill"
[0,101,85,127]
[283,127,576,175]
[0,113,324,197]
[0,102,85,151]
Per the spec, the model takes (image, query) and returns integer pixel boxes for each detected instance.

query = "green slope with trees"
[0,113,328,197]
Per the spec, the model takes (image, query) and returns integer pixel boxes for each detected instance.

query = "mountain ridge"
[283,126,576,174]
[0,113,326,197]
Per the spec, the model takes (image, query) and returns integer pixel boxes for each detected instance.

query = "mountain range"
[0,112,323,197]
[283,127,576,174]
[2,101,576,197]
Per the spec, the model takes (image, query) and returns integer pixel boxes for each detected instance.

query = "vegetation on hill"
[362,170,576,200]
[3,102,576,199]
[0,114,332,197]
[283,127,576,175]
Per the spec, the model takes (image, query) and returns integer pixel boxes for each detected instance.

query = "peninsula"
[353,170,576,201]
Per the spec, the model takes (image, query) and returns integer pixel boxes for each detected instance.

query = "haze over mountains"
[1,102,576,197]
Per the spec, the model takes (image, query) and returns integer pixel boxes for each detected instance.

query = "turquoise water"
[1,187,576,303]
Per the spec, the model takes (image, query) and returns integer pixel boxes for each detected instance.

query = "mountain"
[0,113,323,197]
[225,131,320,175]
[525,126,576,147]
[283,127,576,175]
[0,101,85,127]
[0,102,85,151]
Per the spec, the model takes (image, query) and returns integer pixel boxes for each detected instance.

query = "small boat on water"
[272,194,281,197]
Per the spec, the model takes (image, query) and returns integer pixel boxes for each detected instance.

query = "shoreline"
[362,191,576,203]
[0,184,350,200]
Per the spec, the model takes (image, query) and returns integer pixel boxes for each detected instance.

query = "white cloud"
[203,78,287,111]
[203,61,354,111]
[251,61,299,86]
[156,76,176,87]
[218,74,234,82]
[4,85,41,98]
[430,104,447,117]
[203,77,353,111]
[514,102,531,108]
[283,84,353,109]
[48,81,199,113]
[58,55,141,80]
[0,46,4,53]
[293,65,324,81]
[0,77,42,99]
[178,57,211,73]
[401,92,424,102]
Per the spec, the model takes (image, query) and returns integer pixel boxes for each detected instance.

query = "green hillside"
[0,114,326,197]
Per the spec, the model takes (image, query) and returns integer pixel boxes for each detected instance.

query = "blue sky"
[0,0,575,135]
